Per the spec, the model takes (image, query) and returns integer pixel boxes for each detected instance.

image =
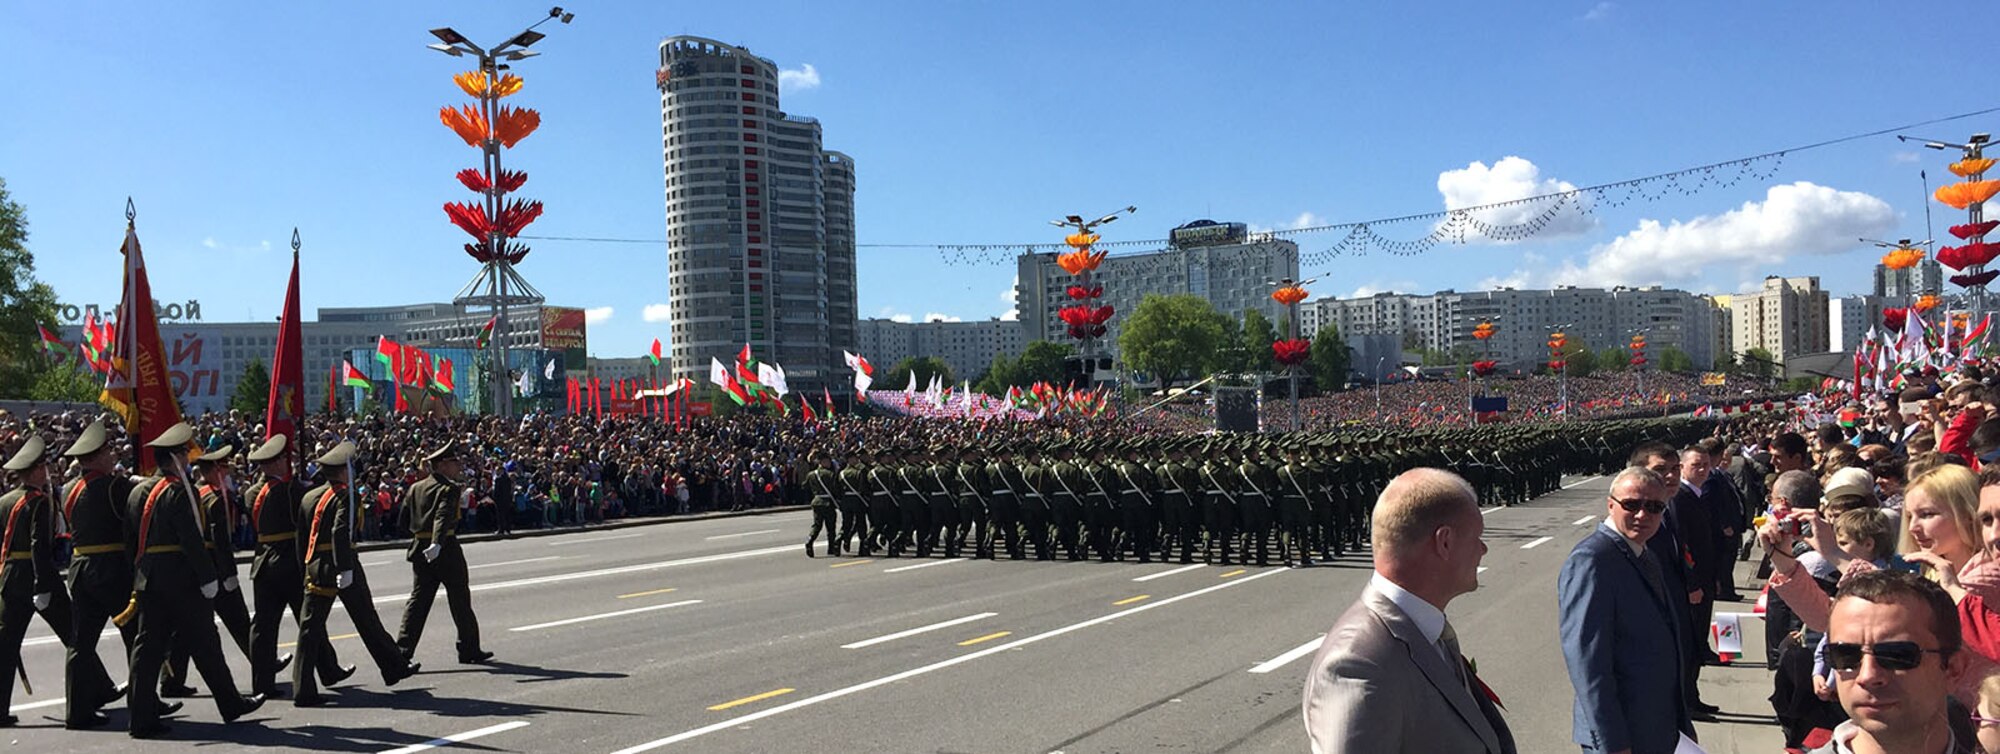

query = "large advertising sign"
[540,307,588,350]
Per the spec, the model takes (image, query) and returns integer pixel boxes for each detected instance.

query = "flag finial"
[124,197,135,223]
[291,227,301,253]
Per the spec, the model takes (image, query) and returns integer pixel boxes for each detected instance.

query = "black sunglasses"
[1611,497,1667,515]
[1824,641,1949,672]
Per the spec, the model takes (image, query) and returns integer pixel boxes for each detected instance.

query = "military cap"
[4,436,47,472]
[63,419,110,458]
[195,438,235,465]
[246,434,289,463]
[146,422,194,449]
[424,440,460,464]
[314,441,357,467]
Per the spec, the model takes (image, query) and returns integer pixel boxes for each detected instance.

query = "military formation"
[0,419,490,739]
[805,418,1711,566]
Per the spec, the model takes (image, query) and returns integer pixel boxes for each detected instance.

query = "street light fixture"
[1050,206,1136,390]
[1266,277,1319,432]
[1547,323,1574,421]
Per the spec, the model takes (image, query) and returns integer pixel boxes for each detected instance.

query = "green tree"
[231,359,271,415]
[974,353,1022,395]
[1309,324,1352,391]
[883,356,955,391]
[27,361,98,402]
[1598,347,1627,373]
[1658,345,1695,374]
[1740,347,1777,379]
[1784,376,1821,394]
[1118,293,1229,390]
[1013,341,1074,385]
[1557,339,1596,378]
[0,178,63,399]
[1242,309,1278,374]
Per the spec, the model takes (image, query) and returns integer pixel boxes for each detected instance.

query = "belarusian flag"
[648,339,663,366]
[433,357,456,394]
[36,325,65,360]
[735,343,767,399]
[800,395,818,423]
[711,357,749,405]
[474,315,496,350]
[342,361,372,390]
[823,385,836,417]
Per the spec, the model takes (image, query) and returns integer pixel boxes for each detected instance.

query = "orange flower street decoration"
[1056,248,1107,275]
[1064,233,1100,250]
[494,106,542,148]
[1914,295,1941,312]
[1472,322,1497,340]
[1471,360,1498,377]
[1884,308,1909,331]
[1272,338,1311,367]
[453,71,525,99]
[1881,247,1926,270]
[440,104,488,146]
[1271,286,1309,306]
[1950,158,1996,178]
[1935,180,2000,210]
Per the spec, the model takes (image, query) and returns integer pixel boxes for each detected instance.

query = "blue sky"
[2,1,1989,357]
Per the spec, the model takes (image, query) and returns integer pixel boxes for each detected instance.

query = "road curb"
[231,505,811,565]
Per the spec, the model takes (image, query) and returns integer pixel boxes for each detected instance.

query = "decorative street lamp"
[1268,277,1317,432]
[1902,133,1995,321]
[1547,323,1575,421]
[1051,206,1136,388]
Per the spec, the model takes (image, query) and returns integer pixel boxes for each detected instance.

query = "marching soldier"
[925,451,958,558]
[1017,446,1054,561]
[396,441,493,666]
[1082,445,1121,562]
[1114,445,1159,564]
[1198,445,1239,566]
[164,440,257,694]
[804,453,840,557]
[240,435,347,699]
[1275,444,1315,568]
[57,421,152,728]
[895,451,931,557]
[987,447,1025,560]
[865,452,903,557]
[125,423,265,738]
[835,451,870,556]
[1157,443,1201,565]
[953,448,990,559]
[1049,444,1087,561]
[0,437,74,727]
[294,441,419,708]
[1237,444,1279,567]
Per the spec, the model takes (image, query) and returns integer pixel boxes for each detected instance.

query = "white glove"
[423,544,442,562]
[32,593,50,611]
[222,576,240,592]
[199,581,219,600]
[337,570,354,590]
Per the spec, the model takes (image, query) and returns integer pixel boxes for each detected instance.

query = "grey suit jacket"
[1302,581,1516,754]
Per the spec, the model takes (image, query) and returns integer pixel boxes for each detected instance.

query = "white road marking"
[883,558,967,573]
[469,555,563,570]
[1521,536,1555,549]
[8,698,66,713]
[338,544,792,611]
[705,528,781,541]
[510,599,704,632]
[608,568,1290,753]
[548,531,647,547]
[1562,475,1604,490]
[841,612,999,649]
[1480,507,1503,516]
[1248,637,1324,674]
[379,720,532,754]
[362,556,397,567]
[26,627,117,648]
[1133,563,1206,582]
[1573,516,1596,526]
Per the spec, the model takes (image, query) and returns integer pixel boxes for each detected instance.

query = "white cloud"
[1582,2,1615,21]
[1286,212,1323,230]
[889,313,914,323]
[642,304,672,323]
[1436,156,1596,241]
[922,313,963,323]
[999,277,1020,321]
[778,64,820,92]
[584,307,614,324]
[1482,181,1896,289]
[202,237,218,250]
[1344,280,1418,299]
[1892,151,1923,164]
[200,236,272,254]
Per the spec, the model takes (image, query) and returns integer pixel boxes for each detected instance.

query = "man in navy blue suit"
[1558,466,1695,754]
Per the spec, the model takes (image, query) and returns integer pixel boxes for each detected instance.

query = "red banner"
[690,401,713,417]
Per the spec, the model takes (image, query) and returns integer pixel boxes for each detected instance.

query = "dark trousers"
[65,559,133,721]
[0,591,34,712]
[1120,499,1155,562]
[835,501,867,553]
[808,504,838,553]
[1051,500,1083,560]
[1203,495,1237,564]
[169,579,251,682]
[129,584,250,730]
[1019,502,1052,560]
[397,544,481,660]
[987,498,1021,558]
[249,553,341,694]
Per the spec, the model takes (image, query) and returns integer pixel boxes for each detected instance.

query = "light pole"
[430,7,573,417]
[1902,133,1993,320]
[1051,206,1137,389]
[1374,356,1386,420]
[1266,277,1317,432]
[1468,317,1499,426]
[1864,237,1935,328]
[1547,323,1574,421]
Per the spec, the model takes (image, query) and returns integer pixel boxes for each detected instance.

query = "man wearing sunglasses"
[1809,569,1975,754]
[1558,467,1694,754]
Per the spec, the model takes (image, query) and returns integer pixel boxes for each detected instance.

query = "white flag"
[545,358,557,380]
[844,350,874,377]
[710,357,732,388]
[515,369,532,397]
[759,362,789,396]
[853,369,874,399]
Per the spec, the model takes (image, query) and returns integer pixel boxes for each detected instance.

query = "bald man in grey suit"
[1302,468,1515,754]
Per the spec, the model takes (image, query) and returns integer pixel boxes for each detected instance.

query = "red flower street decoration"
[463,241,532,265]
[1058,305,1115,327]
[455,168,529,195]
[1471,360,1498,377]
[1953,270,2000,288]
[1066,324,1108,339]
[1630,356,1648,366]
[1273,338,1311,367]
[1883,307,1909,332]
[1066,284,1104,300]
[1939,242,2000,271]
[1951,221,2000,241]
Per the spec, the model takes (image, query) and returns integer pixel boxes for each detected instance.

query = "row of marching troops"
[801,420,1711,567]
[0,419,489,739]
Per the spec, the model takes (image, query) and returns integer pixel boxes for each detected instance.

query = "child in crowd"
[1813,508,1899,702]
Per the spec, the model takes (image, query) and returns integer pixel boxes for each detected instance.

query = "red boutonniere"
[1466,658,1503,709]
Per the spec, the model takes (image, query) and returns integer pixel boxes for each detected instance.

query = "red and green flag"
[432,357,456,394]
[342,360,372,390]
[36,325,65,360]
[474,315,497,350]
[648,339,663,366]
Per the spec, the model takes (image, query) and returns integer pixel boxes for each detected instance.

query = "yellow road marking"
[957,631,1012,647]
[1113,595,1151,606]
[280,632,357,649]
[708,687,795,711]
[618,587,679,599]
[829,559,874,569]
[1219,569,1248,578]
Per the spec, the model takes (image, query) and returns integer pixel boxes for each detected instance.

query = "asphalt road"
[6,476,1787,753]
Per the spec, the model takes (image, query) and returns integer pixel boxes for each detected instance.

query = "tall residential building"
[1829,295,1889,352]
[658,36,856,395]
[1015,236,1299,363]
[855,317,1026,385]
[1729,276,1830,364]
[1873,258,1944,300]
[1299,285,1720,369]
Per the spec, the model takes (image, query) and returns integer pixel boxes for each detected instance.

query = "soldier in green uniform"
[1018,446,1054,561]
[1157,443,1201,565]
[0,437,76,727]
[1236,443,1279,567]
[895,451,930,558]
[987,446,1024,560]
[925,451,959,558]
[125,423,266,737]
[803,453,840,557]
[56,421,154,728]
[240,434,347,700]
[1308,439,1345,561]
[1082,445,1121,562]
[835,451,871,556]
[1049,444,1086,561]
[164,440,258,693]
[953,448,991,559]
[1114,444,1159,563]
[865,451,904,557]
[1198,443,1239,566]
[1274,443,1315,568]
[397,441,492,666]
[293,441,419,708]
